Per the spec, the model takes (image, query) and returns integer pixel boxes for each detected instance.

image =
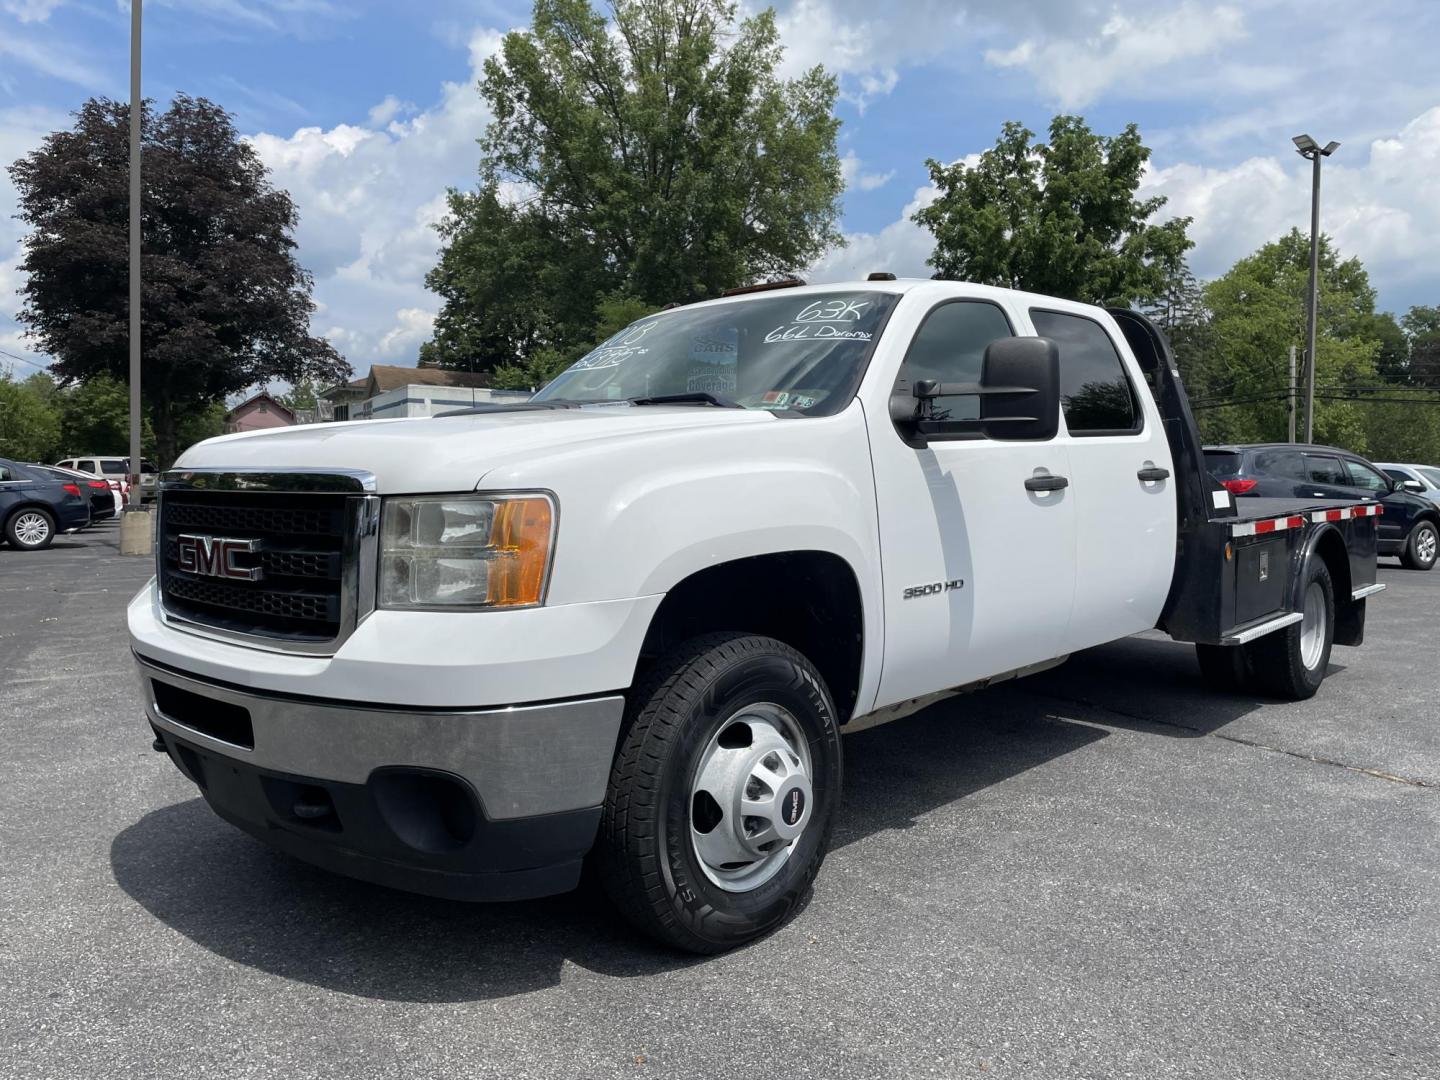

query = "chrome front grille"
[156,469,378,654]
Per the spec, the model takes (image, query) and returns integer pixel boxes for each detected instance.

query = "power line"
[0,346,51,373]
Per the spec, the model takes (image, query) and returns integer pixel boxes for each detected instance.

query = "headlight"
[379,493,555,610]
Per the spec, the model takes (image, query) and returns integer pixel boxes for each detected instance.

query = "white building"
[319,365,531,421]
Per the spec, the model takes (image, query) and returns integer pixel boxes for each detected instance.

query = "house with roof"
[224,391,297,433]
[318,365,531,421]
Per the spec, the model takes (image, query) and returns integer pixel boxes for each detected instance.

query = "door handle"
[1137,466,1170,482]
[1025,474,1069,492]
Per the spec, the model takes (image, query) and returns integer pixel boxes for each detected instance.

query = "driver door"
[868,298,1076,710]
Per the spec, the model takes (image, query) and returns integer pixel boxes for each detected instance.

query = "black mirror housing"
[899,336,1061,443]
[978,337,1061,441]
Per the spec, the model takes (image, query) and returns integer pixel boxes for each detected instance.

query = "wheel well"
[636,552,865,721]
[4,502,54,524]
[1312,527,1351,603]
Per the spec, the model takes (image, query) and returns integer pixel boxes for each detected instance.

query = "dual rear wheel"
[1195,558,1335,701]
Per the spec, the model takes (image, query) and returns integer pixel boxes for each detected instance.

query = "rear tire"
[1401,520,1438,571]
[1195,643,1250,692]
[1246,559,1334,700]
[5,508,55,550]
[596,633,842,954]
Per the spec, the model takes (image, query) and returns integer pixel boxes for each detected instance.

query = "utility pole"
[1292,134,1339,444]
[1288,344,1297,442]
[120,0,152,555]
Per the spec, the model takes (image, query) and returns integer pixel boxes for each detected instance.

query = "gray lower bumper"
[134,654,624,820]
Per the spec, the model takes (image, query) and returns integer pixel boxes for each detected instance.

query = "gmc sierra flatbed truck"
[130,278,1383,953]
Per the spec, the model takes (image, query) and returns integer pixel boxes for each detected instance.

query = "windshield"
[533,290,899,416]
[1419,467,1440,488]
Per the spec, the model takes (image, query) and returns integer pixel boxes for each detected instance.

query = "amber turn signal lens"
[487,497,554,606]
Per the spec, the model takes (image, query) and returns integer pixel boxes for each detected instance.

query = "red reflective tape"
[1325,509,1344,522]
[1288,516,1306,529]
[1255,519,1277,533]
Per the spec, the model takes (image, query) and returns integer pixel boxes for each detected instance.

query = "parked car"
[0,457,91,549]
[1205,443,1440,570]
[30,464,118,523]
[1374,462,1440,506]
[55,455,158,502]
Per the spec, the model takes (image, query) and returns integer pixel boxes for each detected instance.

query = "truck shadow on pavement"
[1010,633,1345,737]
[109,637,1296,1003]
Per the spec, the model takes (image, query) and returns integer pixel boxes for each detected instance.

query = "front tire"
[1246,559,1334,700]
[1401,520,1438,571]
[597,633,843,953]
[6,508,55,550]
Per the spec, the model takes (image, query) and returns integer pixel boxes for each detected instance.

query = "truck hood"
[173,406,779,493]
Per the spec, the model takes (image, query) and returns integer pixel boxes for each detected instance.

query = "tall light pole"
[1292,133,1339,444]
[120,0,151,555]
[128,0,142,497]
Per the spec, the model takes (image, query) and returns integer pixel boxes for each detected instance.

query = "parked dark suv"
[1205,443,1440,570]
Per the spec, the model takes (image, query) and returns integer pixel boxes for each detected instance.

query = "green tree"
[279,378,320,415]
[914,116,1193,306]
[54,373,148,456]
[422,0,844,373]
[0,370,62,461]
[8,95,349,466]
[1400,305,1440,387]
[1201,229,1382,450]
[489,292,661,389]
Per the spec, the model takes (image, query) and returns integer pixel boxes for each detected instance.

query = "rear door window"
[1304,454,1348,486]
[1253,449,1306,480]
[1029,309,1141,435]
[100,459,127,475]
[73,460,97,473]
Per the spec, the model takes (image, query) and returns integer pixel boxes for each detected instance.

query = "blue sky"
[3,0,1440,376]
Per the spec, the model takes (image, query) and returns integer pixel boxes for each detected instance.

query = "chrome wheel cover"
[689,702,814,893]
[1299,580,1327,671]
[1418,526,1437,565]
[13,512,49,547]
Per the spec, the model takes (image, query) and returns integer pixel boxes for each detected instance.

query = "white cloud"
[2,0,65,22]
[810,106,1440,311]
[1142,105,1440,299]
[809,179,941,284]
[839,149,894,192]
[367,94,415,128]
[0,29,105,90]
[245,28,507,367]
[985,3,1247,108]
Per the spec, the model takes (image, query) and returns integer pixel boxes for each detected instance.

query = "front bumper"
[137,654,625,900]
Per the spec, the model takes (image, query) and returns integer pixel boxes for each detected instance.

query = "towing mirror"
[900,336,1061,442]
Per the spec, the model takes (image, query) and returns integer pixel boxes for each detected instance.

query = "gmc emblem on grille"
[176,534,263,582]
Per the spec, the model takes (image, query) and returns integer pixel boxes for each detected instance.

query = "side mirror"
[977,337,1061,441]
[1400,479,1426,494]
[899,337,1061,442]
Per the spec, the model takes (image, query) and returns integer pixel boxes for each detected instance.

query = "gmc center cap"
[773,781,809,839]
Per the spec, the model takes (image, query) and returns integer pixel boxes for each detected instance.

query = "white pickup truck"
[130,278,1384,952]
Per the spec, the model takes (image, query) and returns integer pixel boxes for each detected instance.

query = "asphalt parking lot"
[2,523,1437,1079]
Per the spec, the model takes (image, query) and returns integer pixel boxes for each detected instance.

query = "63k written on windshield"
[534,291,900,416]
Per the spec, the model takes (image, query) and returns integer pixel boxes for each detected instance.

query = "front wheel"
[1246,559,1334,700]
[6,508,55,550]
[596,633,843,953]
[1401,520,1438,571]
